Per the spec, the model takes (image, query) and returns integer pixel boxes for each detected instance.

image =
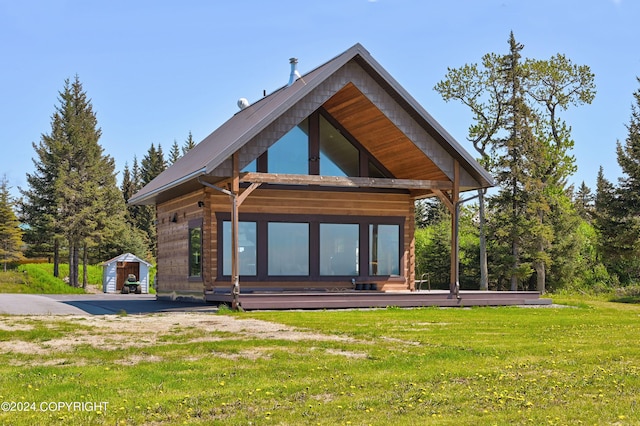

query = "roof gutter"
[128,167,208,205]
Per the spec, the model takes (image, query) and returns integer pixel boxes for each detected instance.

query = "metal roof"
[129,43,493,205]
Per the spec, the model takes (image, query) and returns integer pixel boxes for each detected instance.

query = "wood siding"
[156,186,415,300]
[156,190,207,300]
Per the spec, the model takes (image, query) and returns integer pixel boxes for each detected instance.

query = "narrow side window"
[189,220,203,278]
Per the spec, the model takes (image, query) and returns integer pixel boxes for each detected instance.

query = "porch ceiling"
[322,82,450,182]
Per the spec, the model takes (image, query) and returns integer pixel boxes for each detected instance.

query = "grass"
[0,296,639,425]
[0,265,86,294]
[0,263,156,294]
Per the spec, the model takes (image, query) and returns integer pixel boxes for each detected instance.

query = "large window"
[319,114,359,177]
[268,222,309,275]
[189,220,203,278]
[369,224,400,276]
[253,111,392,178]
[218,214,402,281]
[222,221,257,276]
[320,223,359,276]
[268,119,309,174]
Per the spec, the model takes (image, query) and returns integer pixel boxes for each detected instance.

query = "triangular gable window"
[243,110,393,178]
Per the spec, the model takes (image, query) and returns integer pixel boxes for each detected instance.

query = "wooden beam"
[433,189,454,214]
[240,172,453,191]
[237,182,262,206]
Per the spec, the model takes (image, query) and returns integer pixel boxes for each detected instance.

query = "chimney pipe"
[288,57,302,86]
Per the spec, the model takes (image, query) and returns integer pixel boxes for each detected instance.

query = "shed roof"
[102,253,153,267]
[129,43,493,205]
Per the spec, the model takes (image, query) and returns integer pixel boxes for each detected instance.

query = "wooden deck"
[204,290,551,310]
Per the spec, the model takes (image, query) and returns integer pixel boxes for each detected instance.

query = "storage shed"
[102,253,152,294]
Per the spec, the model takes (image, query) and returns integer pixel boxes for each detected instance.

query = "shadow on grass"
[610,296,640,304]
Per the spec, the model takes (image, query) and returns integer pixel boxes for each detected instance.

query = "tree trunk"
[535,260,546,294]
[73,245,80,288]
[478,189,489,291]
[68,241,79,288]
[53,239,59,278]
[82,242,88,290]
[68,239,74,287]
[510,239,519,291]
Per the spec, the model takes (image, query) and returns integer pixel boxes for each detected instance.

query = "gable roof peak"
[128,43,493,205]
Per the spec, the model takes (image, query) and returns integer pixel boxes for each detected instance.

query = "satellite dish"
[237,98,249,110]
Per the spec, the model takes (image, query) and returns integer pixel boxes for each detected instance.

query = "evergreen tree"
[121,163,134,202]
[492,33,539,290]
[616,78,640,220]
[36,75,125,287]
[141,143,166,184]
[608,78,640,283]
[435,32,595,292]
[415,198,447,229]
[138,143,167,257]
[593,167,636,283]
[414,205,451,289]
[0,176,24,271]
[182,131,196,155]
[20,93,68,275]
[169,140,181,165]
[126,156,142,226]
[574,182,595,222]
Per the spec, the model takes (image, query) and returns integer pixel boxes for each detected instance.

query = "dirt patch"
[0,313,359,357]
[324,348,368,358]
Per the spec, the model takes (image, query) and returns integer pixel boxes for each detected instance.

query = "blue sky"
[1,0,638,199]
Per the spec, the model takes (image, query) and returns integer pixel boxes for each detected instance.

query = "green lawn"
[0,297,638,425]
[0,264,156,294]
[0,265,91,294]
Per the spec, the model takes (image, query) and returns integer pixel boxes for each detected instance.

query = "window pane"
[268,119,309,174]
[369,224,400,275]
[368,161,387,178]
[222,221,257,276]
[320,223,359,276]
[268,222,309,275]
[319,115,359,177]
[189,227,202,277]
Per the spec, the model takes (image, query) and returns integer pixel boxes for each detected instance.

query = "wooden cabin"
[129,43,496,308]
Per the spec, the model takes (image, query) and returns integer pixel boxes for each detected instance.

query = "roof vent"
[287,57,303,86]
[237,98,249,110]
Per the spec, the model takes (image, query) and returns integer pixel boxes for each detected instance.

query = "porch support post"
[231,152,241,310]
[450,161,460,298]
[198,165,261,311]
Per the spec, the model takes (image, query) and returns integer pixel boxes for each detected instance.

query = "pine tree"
[141,143,166,184]
[593,167,636,283]
[574,182,595,222]
[121,163,134,202]
[20,95,68,275]
[617,79,640,217]
[609,78,640,282]
[182,131,196,155]
[0,176,24,271]
[435,32,595,292]
[169,140,181,165]
[138,143,167,257]
[38,75,125,287]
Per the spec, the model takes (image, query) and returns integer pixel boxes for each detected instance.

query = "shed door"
[116,262,140,291]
